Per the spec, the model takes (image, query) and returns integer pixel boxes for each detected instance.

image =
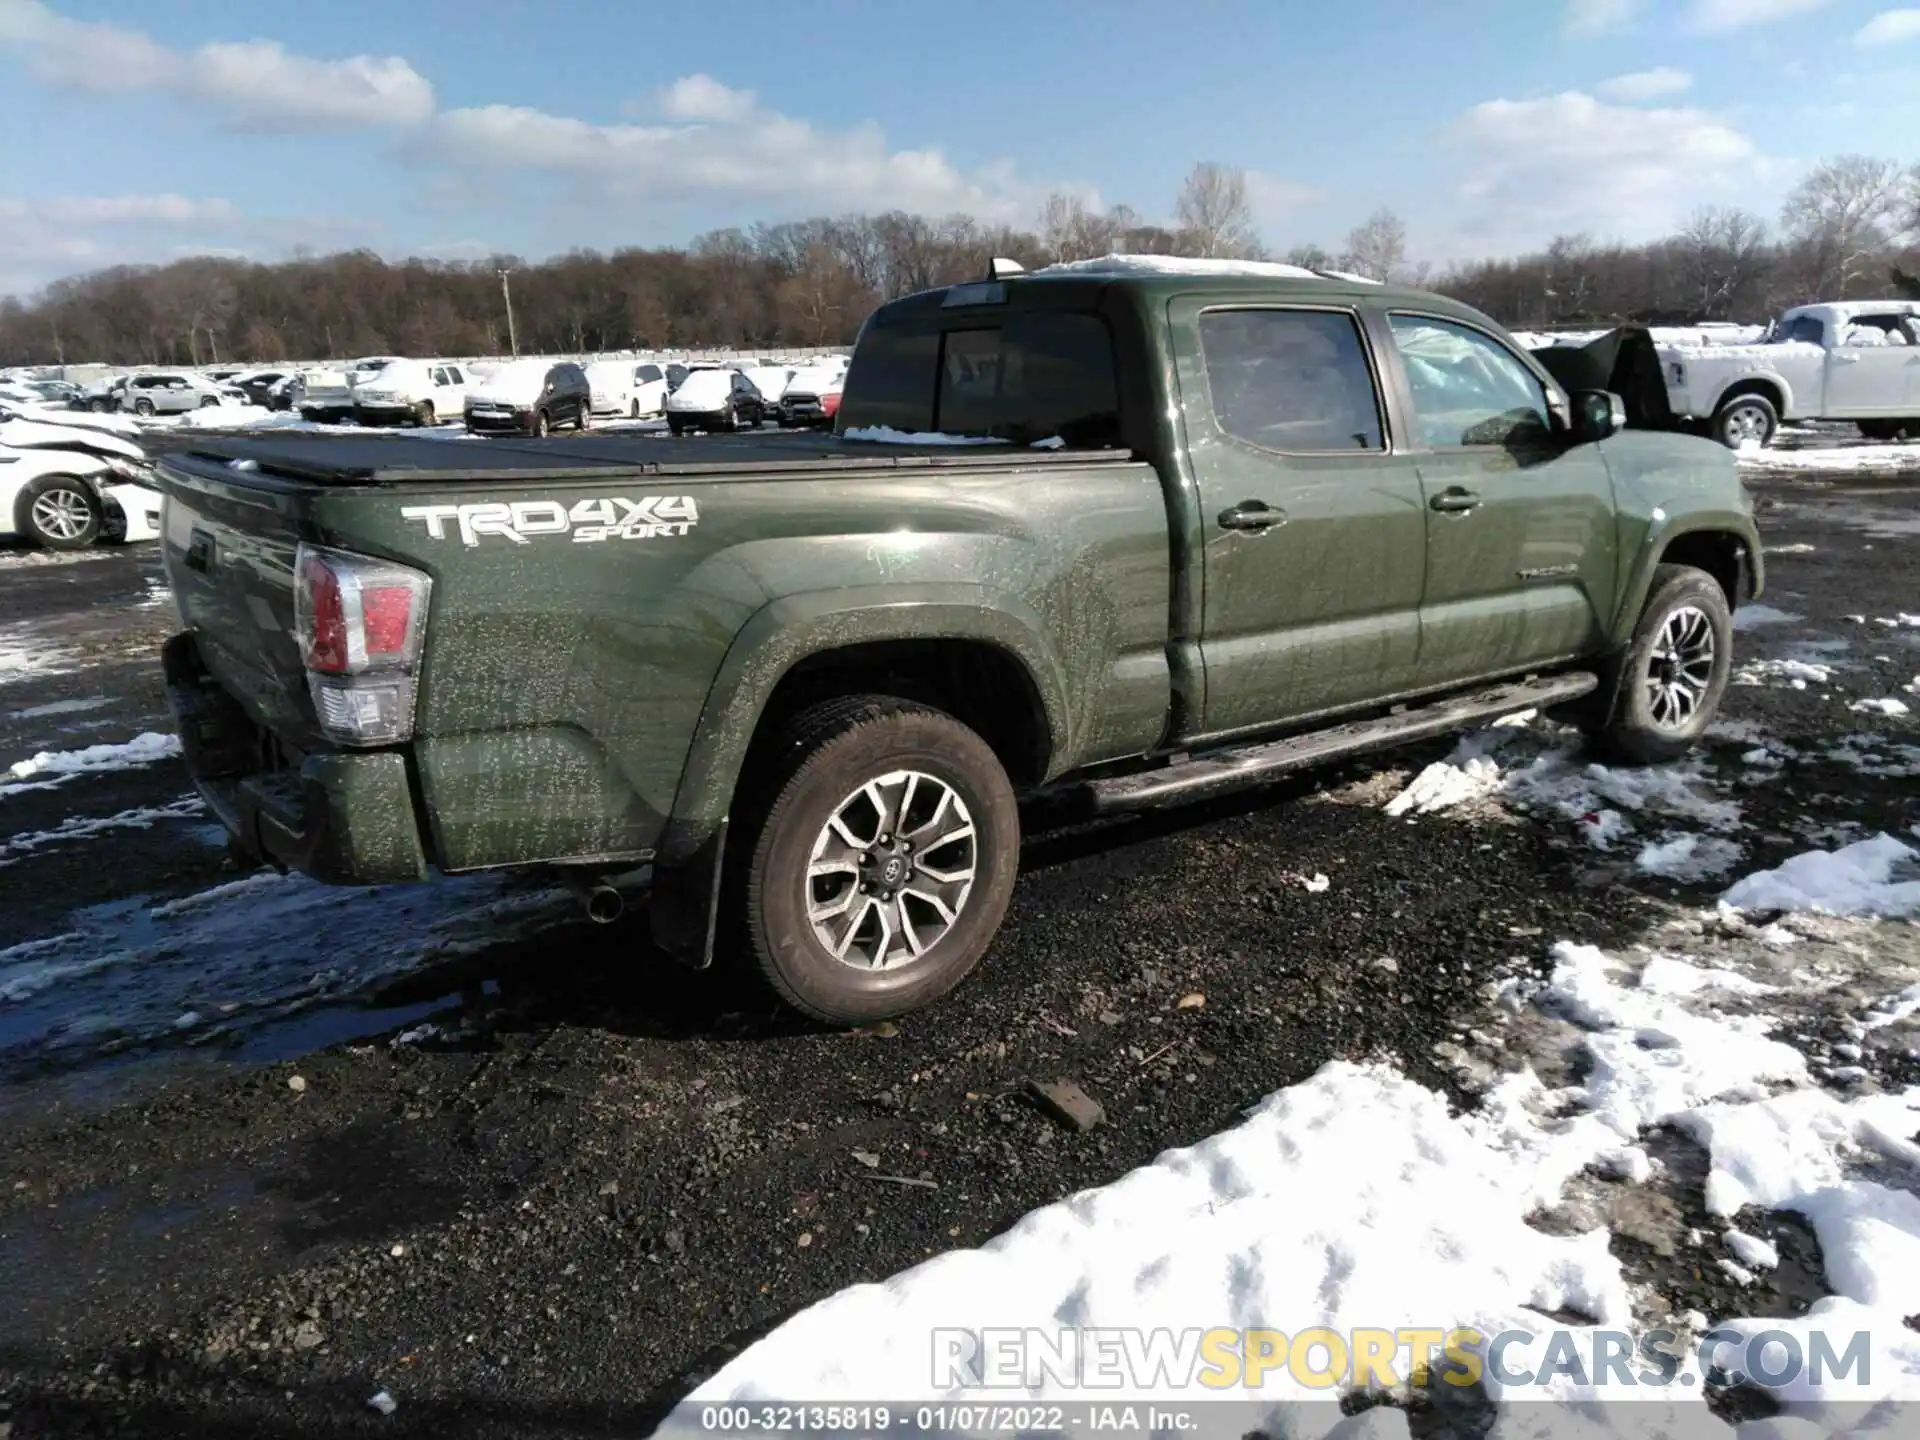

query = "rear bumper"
[298,404,355,424]
[162,631,429,885]
[353,403,416,426]
[465,408,531,433]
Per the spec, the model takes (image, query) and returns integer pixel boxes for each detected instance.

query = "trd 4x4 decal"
[400,496,700,546]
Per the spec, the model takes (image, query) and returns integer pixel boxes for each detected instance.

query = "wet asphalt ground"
[1,430,1918,1437]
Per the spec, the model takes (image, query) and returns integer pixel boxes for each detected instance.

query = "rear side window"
[840,311,1120,446]
[638,364,662,382]
[1198,309,1385,452]
[1780,315,1825,345]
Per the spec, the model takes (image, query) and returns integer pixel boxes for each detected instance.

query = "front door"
[1377,312,1618,690]
[1821,316,1920,417]
[1172,299,1427,739]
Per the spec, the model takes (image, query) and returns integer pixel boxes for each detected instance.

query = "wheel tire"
[576,404,590,432]
[630,399,641,419]
[1588,564,1733,766]
[88,399,108,413]
[199,396,219,409]
[1711,393,1777,450]
[731,696,1019,1025]
[132,399,155,417]
[668,419,684,437]
[19,476,102,551]
[533,409,550,438]
[414,401,436,427]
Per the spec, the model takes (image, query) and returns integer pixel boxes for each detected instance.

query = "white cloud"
[1564,0,1644,33]
[0,193,248,296]
[652,74,757,123]
[414,79,1038,222]
[35,194,238,225]
[1683,0,1835,33]
[1444,90,1773,253]
[0,0,433,130]
[1595,66,1694,101]
[1855,8,1920,43]
[1242,171,1326,227]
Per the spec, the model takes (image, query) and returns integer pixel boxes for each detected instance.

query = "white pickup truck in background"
[294,355,406,425]
[351,360,470,426]
[1662,299,1920,448]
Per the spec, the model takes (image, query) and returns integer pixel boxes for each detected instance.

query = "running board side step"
[1085,672,1598,813]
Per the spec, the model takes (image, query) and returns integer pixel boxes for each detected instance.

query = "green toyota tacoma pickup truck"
[156,259,1761,1023]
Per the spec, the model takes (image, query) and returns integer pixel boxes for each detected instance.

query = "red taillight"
[294,544,431,746]
[299,553,350,674]
[822,391,842,417]
[361,584,417,658]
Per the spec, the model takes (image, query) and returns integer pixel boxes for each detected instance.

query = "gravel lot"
[1,430,1918,1437]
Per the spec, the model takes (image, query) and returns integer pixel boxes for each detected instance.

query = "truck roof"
[907,255,1490,323]
[154,429,1134,486]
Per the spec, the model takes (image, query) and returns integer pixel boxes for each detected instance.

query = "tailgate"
[157,457,321,747]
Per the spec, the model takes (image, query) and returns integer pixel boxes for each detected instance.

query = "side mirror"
[1570,389,1626,443]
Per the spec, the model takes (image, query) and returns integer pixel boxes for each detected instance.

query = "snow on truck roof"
[1034,254,1325,281]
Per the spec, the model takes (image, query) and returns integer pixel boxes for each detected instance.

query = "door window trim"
[1194,303,1396,458]
[1380,308,1568,454]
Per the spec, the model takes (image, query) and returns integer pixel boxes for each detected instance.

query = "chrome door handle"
[1429,488,1481,513]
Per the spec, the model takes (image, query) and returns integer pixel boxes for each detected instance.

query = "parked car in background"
[27,380,83,407]
[296,356,406,425]
[665,362,690,392]
[464,360,591,436]
[777,363,845,429]
[353,361,469,427]
[741,365,796,412]
[122,372,225,416]
[232,371,291,407]
[204,368,244,384]
[586,360,671,419]
[664,367,765,434]
[0,412,162,550]
[81,377,128,412]
[1661,299,1920,447]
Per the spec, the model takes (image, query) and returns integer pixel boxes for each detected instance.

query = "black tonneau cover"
[153,429,1133,486]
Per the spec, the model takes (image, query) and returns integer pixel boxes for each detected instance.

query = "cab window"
[1198,308,1385,452]
[1388,314,1553,449]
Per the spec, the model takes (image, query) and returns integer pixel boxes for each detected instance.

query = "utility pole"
[498,268,519,356]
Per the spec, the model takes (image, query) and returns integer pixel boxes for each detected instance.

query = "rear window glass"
[841,311,1119,445]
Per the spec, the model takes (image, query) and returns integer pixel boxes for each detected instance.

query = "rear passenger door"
[1375,311,1616,691]
[1172,299,1428,738]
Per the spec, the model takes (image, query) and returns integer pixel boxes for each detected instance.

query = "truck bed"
[156,429,1133,486]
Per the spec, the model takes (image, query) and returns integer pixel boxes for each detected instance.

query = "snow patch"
[1034,253,1321,280]
[1721,834,1920,918]
[1733,658,1832,690]
[1730,603,1802,631]
[1848,697,1909,717]
[5,732,181,795]
[842,426,1004,446]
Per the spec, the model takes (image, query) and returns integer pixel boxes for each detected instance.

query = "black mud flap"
[649,820,728,970]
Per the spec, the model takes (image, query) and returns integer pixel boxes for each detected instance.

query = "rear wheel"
[1858,419,1912,442]
[630,398,641,419]
[1588,564,1732,765]
[132,398,155,417]
[414,401,436,427]
[20,476,102,551]
[199,396,219,409]
[533,409,550,438]
[731,697,1020,1025]
[1710,393,1777,450]
[576,403,590,432]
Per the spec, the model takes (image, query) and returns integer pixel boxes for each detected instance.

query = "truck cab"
[1665,299,1920,447]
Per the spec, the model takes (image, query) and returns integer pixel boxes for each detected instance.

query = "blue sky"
[2,0,1918,296]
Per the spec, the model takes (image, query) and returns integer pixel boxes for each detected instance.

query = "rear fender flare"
[658,584,1070,863]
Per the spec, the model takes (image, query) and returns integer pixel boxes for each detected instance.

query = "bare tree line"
[3,156,1917,368]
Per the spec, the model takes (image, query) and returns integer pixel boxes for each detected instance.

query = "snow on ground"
[1738,443,1920,474]
[2,731,181,799]
[0,856,568,1070]
[1383,717,1741,872]
[1720,834,1920,918]
[678,924,1920,1432]
[1733,658,1833,691]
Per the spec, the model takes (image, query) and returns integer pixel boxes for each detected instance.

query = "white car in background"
[352,360,470,427]
[586,360,672,419]
[120,372,229,417]
[0,412,161,550]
